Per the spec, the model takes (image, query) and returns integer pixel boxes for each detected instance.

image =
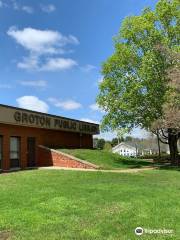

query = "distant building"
[141,149,153,156]
[112,142,137,157]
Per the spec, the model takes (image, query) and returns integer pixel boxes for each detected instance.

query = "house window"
[10,137,20,168]
[0,136,2,169]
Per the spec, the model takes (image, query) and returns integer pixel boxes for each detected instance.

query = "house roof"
[112,142,137,151]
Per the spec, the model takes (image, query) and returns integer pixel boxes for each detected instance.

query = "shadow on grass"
[115,155,180,170]
[158,165,180,171]
[119,159,180,170]
[157,156,180,171]
[114,159,156,168]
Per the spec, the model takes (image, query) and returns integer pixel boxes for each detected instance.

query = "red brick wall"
[38,146,97,169]
[0,123,93,171]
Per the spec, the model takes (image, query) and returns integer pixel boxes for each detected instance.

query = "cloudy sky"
[0,0,158,139]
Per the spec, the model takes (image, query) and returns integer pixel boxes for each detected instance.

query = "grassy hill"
[59,149,155,170]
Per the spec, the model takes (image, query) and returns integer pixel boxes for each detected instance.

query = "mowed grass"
[60,149,155,169]
[0,169,180,239]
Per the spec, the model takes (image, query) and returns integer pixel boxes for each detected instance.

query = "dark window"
[10,137,20,168]
[0,136,2,169]
[27,137,36,167]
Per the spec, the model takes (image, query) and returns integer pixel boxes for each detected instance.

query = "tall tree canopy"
[97,0,180,163]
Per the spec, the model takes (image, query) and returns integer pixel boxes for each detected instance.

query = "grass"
[0,169,180,239]
[59,149,156,170]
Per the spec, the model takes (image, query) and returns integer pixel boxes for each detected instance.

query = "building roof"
[112,142,137,151]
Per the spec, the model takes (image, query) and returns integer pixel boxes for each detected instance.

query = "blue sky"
[0,0,158,139]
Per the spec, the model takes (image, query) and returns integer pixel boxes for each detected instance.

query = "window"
[10,137,20,168]
[0,136,2,169]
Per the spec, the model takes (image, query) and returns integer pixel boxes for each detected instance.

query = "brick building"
[0,104,99,171]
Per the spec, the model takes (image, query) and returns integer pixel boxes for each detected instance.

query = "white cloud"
[0,1,33,12]
[130,127,150,139]
[8,27,65,55]
[7,27,79,55]
[19,80,47,88]
[89,103,105,113]
[89,103,100,111]
[94,127,150,141]
[81,64,96,72]
[40,4,56,13]
[81,118,99,124]
[68,35,79,45]
[0,84,12,89]
[17,56,39,70]
[93,76,104,88]
[12,0,19,10]
[22,6,34,14]
[98,76,104,83]
[17,56,77,72]
[94,131,116,140]
[8,27,79,71]
[16,96,49,113]
[0,1,3,8]
[40,58,77,71]
[0,0,8,8]
[11,1,34,13]
[48,98,82,110]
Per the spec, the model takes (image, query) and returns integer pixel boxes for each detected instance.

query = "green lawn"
[0,169,180,239]
[60,149,155,169]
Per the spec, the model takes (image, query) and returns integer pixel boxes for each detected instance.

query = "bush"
[140,154,171,163]
[103,142,112,151]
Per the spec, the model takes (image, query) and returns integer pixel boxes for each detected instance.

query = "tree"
[97,0,179,164]
[151,50,180,163]
[125,136,133,142]
[116,128,129,144]
[97,138,106,150]
[111,138,119,147]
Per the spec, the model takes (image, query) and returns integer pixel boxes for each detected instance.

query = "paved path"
[39,166,157,173]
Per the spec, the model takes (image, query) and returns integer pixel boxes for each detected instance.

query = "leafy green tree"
[116,128,129,144]
[125,136,133,142]
[97,0,179,164]
[111,138,119,147]
[151,50,180,162]
[97,138,106,150]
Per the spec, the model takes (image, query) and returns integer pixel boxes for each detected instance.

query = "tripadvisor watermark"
[135,227,174,236]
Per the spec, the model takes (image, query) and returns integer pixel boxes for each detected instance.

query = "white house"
[112,142,137,157]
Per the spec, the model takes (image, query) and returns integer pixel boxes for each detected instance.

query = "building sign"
[0,105,99,135]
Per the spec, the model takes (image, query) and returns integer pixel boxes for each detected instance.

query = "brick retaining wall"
[38,145,99,169]
[0,123,94,171]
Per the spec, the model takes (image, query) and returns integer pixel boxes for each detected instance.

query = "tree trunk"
[168,129,179,166]
[157,133,161,159]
